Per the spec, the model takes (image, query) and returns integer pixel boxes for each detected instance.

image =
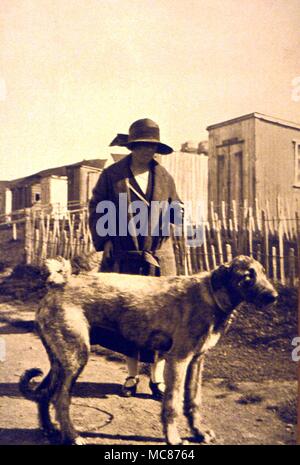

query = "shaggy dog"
[19,255,278,445]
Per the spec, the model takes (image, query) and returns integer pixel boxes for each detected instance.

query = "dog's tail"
[19,368,57,402]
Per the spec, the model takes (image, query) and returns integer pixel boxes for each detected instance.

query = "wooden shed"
[207,112,300,218]
[5,159,106,213]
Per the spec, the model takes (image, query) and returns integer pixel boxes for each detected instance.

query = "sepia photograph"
[0,0,299,448]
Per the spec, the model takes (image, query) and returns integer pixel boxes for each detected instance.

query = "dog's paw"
[167,439,184,446]
[193,427,216,444]
[73,436,87,445]
[61,435,87,445]
[166,424,183,445]
[181,440,189,445]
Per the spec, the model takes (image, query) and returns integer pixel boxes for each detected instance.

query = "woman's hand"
[103,239,113,260]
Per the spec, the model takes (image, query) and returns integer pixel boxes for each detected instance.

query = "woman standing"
[89,118,182,400]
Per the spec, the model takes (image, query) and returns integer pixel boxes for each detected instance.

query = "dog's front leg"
[184,353,215,443]
[162,355,192,445]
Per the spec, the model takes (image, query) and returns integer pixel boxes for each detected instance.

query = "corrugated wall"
[161,151,208,222]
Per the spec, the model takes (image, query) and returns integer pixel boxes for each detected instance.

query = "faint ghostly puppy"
[19,255,278,445]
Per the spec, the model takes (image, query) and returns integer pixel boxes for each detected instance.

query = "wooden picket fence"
[173,198,299,286]
[23,207,94,265]
[2,197,299,285]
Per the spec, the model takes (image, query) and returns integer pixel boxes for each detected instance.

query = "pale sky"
[1,0,300,180]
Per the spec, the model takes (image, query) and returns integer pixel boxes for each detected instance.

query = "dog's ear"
[211,263,230,289]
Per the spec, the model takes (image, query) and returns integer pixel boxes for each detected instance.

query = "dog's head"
[45,257,72,286]
[212,255,278,309]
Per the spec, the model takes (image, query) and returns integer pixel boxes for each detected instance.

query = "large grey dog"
[20,255,278,445]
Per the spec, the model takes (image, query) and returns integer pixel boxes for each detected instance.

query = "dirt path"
[0,302,297,445]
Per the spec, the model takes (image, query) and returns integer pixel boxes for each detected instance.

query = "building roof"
[8,159,107,187]
[206,112,300,131]
[69,159,107,170]
[0,181,10,188]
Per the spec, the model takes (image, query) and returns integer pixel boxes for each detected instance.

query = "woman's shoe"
[149,381,165,401]
[121,376,139,397]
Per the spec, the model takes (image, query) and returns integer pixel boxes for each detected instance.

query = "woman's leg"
[126,356,139,380]
[121,356,139,397]
[150,358,166,400]
[150,358,165,384]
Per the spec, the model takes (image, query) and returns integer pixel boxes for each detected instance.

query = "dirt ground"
[0,287,297,446]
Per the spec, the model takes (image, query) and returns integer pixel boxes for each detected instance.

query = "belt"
[113,250,160,270]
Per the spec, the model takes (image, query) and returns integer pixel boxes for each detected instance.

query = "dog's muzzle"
[259,290,278,306]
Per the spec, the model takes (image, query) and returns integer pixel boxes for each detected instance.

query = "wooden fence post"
[278,219,285,285]
[262,210,269,276]
[34,228,40,265]
[288,248,296,287]
[231,200,238,255]
[214,212,223,264]
[12,222,17,241]
[24,208,32,264]
[203,223,209,271]
[272,246,277,281]
[248,207,253,258]
[226,243,232,262]
[211,244,216,269]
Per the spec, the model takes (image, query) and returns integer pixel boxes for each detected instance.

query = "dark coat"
[89,154,181,277]
[88,154,182,361]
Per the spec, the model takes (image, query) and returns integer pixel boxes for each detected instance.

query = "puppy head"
[45,257,72,286]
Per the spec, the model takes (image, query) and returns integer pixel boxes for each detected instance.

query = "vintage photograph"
[0,0,299,447]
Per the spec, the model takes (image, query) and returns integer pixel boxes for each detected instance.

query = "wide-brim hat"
[109,118,173,155]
